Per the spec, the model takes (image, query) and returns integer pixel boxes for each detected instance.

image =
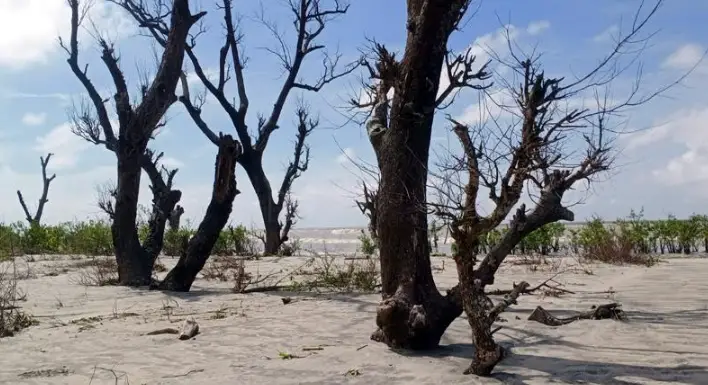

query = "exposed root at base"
[463,344,505,376]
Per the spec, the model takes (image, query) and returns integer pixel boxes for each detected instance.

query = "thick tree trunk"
[369,2,467,349]
[371,120,464,348]
[156,135,241,291]
[240,153,284,255]
[113,139,153,286]
[263,219,282,255]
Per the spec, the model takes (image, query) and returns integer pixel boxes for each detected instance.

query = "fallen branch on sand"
[528,303,626,326]
[144,328,179,336]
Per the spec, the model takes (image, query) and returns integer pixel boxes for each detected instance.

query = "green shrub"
[0,220,259,257]
[357,229,377,257]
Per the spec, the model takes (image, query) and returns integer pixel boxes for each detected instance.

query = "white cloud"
[467,24,520,68]
[455,88,515,126]
[185,68,220,87]
[592,25,619,43]
[21,112,47,126]
[652,150,708,186]
[33,123,90,169]
[0,0,135,69]
[625,107,708,186]
[625,107,708,151]
[161,156,183,168]
[336,148,356,164]
[526,20,550,36]
[662,43,705,71]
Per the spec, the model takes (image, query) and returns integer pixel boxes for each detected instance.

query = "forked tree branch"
[276,106,316,211]
[17,154,57,225]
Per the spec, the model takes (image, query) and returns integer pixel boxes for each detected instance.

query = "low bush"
[0,262,37,338]
[0,221,259,257]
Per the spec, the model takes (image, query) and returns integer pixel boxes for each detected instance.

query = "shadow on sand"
[398,341,708,384]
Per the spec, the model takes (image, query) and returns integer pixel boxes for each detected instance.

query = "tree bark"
[65,0,204,286]
[369,2,470,348]
[156,135,241,291]
[113,137,153,285]
[241,153,284,255]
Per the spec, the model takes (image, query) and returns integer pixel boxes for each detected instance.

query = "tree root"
[528,302,626,326]
[463,344,504,376]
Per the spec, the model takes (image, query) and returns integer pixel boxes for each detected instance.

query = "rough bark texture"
[240,153,285,255]
[156,135,242,291]
[368,1,471,349]
[112,139,153,285]
[112,1,201,285]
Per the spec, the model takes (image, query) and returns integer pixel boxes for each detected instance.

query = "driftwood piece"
[528,303,626,326]
[144,328,179,336]
[179,319,199,340]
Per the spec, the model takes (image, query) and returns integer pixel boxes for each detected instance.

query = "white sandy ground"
[1,254,707,385]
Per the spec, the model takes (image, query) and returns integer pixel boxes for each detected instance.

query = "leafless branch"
[96,180,118,219]
[436,47,493,109]
[16,154,57,225]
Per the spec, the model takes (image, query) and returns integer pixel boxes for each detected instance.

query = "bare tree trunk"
[371,130,463,348]
[241,153,284,255]
[366,1,474,347]
[156,135,242,291]
[113,141,153,285]
[168,205,184,231]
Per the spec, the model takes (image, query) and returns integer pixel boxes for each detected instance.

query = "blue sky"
[0,0,706,228]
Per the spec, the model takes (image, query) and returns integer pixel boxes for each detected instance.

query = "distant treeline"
[0,220,257,258]
[2,210,707,258]
[461,210,708,256]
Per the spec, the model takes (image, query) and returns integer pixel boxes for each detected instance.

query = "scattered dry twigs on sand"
[486,271,575,297]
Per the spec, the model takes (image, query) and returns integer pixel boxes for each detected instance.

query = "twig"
[162,369,205,378]
[486,271,574,295]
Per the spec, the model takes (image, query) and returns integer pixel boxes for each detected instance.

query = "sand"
[1,254,707,385]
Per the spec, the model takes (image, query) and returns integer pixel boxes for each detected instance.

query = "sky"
[0,0,706,229]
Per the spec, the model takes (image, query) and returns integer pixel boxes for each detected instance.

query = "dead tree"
[428,1,672,375]
[356,182,379,243]
[155,134,242,291]
[168,205,184,232]
[354,1,491,350]
[16,153,56,226]
[62,0,204,286]
[114,0,358,255]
